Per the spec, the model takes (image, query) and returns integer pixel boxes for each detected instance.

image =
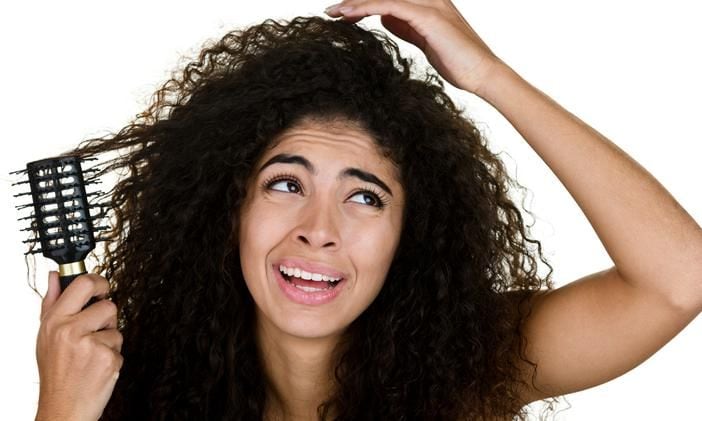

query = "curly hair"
[59,15,554,420]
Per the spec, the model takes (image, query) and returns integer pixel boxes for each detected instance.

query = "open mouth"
[280,271,343,290]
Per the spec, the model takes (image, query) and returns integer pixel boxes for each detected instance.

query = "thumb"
[40,271,60,321]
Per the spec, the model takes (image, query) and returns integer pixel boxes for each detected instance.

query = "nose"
[292,197,341,250]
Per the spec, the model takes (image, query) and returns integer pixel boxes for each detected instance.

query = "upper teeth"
[279,265,341,282]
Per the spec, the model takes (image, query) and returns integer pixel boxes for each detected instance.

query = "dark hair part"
[64,16,553,420]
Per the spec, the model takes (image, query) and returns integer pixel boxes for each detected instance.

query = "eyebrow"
[257,153,394,196]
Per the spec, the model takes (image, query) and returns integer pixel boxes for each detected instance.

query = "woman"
[33,1,702,420]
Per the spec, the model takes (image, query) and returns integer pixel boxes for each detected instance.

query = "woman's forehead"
[271,118,374,149]
[262,120,400,178]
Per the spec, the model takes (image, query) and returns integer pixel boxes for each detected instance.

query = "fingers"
[35,271,122,420]
[51,273,111,318]
[91,328,124,354]
[326,0,435,26]
[37,299,120,356]
[39,271,117,340]
[78,297,119,333]
[327,0,431,13]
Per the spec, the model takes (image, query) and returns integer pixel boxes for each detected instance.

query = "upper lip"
[273,257,347,279]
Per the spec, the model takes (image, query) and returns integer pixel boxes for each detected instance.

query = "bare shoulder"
[507,266,699,406]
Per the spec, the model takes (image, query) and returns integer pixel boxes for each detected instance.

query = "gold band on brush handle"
[59,261,86,277]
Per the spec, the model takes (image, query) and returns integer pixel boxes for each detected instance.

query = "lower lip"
[273,265,346,305]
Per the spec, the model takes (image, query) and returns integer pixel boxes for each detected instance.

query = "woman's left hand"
[324,0,505,95]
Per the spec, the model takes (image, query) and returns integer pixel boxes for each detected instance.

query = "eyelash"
[261,172,390,209]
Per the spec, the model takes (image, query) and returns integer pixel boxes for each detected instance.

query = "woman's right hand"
[35,271,123,421]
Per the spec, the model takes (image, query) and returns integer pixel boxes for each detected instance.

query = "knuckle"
[95,347,116,366]
[73,274,97,294]
[115,331,124,348]
[101,350,123,374]
[95,274,110,292]
[76,336,96,358]
[75,273,109,295]
[41,314,59,332]
[115,354,124,370]
[54,321,78,343]
[101,298,118,315]
[426,7,441,22]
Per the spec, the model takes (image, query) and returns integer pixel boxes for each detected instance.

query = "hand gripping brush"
[11,156,111,306]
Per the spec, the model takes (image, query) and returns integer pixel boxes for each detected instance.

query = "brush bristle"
[11,156,111,263]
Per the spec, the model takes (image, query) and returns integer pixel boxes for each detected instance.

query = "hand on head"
[325,0,506,95]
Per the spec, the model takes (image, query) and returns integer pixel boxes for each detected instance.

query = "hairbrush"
[11,156,110,305]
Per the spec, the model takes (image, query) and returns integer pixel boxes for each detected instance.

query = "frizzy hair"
[61,15,554,420]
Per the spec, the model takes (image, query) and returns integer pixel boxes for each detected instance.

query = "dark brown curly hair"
[56,15,554,420]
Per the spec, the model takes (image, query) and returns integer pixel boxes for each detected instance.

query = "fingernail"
[339,6,354,14]
[325,3,341,13]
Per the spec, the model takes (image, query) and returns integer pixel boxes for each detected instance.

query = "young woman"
[33,1,702,419]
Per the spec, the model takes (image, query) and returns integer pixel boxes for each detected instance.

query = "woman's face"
[239,118,404,340]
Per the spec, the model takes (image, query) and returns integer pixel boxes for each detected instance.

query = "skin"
[327,0,702,405]
[33,1,702,420]
[36,272,121,421]
[238,118,405,419]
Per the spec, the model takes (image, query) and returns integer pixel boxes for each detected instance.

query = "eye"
[263,175,302,193]
[348,188,389,209]
[268,178,301,194]
[262,173,388,209]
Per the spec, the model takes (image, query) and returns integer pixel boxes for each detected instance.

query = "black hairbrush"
[12,156,110,305]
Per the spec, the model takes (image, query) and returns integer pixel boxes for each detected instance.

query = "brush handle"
[59,272,83,291]
[59,270,101,308]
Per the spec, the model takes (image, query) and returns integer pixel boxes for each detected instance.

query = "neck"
[256,313,342,420]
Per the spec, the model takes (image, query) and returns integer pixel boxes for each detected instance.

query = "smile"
[273,264,346,305]
[279,264,342,289]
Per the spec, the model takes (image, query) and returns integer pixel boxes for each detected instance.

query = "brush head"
[12,155,110,265]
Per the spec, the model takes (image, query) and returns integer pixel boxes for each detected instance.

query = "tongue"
[291,276,331,288]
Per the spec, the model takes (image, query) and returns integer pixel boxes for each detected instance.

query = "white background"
[1,1,700,419]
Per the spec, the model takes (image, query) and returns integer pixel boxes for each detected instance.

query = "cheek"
[348,221,400,288]
[239,204,284,286]
[240,198,296,246]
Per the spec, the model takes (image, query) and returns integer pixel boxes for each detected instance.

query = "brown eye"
[349,191,377,206]
[268,179,301,194]
[348,189,387,209]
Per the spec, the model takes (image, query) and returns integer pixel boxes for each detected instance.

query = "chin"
[274,311,348,340]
